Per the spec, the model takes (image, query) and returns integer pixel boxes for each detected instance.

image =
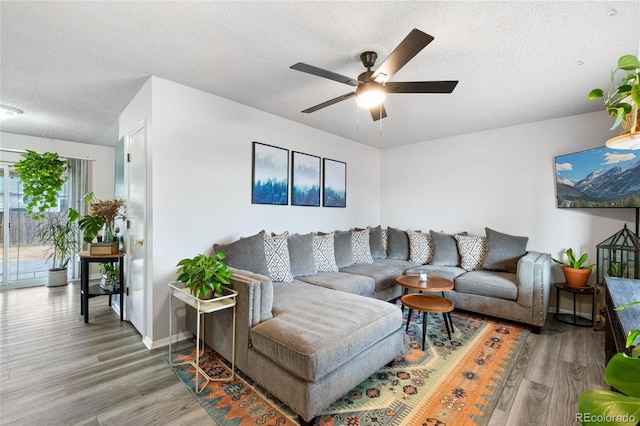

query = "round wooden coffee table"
[396,274,454,296]
[401,293,454,349]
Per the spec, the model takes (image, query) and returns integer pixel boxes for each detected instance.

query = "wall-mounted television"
[555,146,640,208]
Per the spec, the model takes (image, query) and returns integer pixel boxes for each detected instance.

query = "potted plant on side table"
[552,248,595,288]
[35,209,79,287]
[176,252,233,299]
[99,262,120,292]
[78,193,125,254]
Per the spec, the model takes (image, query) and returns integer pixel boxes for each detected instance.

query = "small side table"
[396,274,454,317]
[396,274,454,297]
[553,282,597,327]
[168,283,237,394]
[79,251,125,324]
[401,294,455,349]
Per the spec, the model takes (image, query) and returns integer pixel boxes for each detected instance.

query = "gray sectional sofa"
[185,226,551,423]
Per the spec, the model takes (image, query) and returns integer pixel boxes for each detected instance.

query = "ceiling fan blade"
[370,104,387,121]
[301,92,356,113]
[372,29,434,82]
[384,81,458,93]
[291,63,360,87]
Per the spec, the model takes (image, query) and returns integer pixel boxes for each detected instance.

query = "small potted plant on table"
[176,252,233,299]
[78,194,125,254]
[552,248,595,288]
[99,262,120,292]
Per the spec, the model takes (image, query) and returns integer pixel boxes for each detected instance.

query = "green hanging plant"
[588,54,640,131]
[13,150,67,219]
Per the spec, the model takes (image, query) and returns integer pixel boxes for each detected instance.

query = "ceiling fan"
[290,28,458,121]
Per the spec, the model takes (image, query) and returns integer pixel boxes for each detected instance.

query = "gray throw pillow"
[287,233,316,277]
[387,227,409,260]
[368,225,386,259]
[430,230,467,266]
[334,230,354,268]
[214,230,269,277]
[482,227,528,273]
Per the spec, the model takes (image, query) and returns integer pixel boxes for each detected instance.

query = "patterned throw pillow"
[312,233,339,272]
[264,232,293,282]
[352,229,374,264]
[455,235,487,271]
[381,227,389,254]
[407,230,433,264]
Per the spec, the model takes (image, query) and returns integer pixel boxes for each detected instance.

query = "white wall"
[121,76,381,345]
[0,132,115,200]
[381,111,635,316]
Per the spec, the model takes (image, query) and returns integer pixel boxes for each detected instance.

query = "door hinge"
[126,287,129,296]
[127,153,131,162]
[127,219,131,229]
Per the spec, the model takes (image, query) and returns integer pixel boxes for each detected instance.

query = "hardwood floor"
[0,283,606,425]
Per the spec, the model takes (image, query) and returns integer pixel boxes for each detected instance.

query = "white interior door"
[125,123,146,335]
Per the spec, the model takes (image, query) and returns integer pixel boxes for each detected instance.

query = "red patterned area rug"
[166,309,529,426]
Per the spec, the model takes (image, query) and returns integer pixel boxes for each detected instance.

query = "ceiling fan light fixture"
[356,82,385,108]
[0,105,23,121]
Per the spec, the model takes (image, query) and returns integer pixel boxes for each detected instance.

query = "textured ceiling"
[1,1,639,149]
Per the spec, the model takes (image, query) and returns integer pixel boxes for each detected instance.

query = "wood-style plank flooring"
[0,282,606,425]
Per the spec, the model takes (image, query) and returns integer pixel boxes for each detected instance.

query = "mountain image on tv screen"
[555,146,640,208]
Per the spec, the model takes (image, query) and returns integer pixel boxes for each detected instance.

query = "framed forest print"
[292,151,321,207]
[252,142,289,205]
[323,158,346,208]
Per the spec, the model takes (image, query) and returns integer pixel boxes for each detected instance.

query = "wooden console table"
[604,277,640,363]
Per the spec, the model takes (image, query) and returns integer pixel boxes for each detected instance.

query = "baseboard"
[143,331,193,350]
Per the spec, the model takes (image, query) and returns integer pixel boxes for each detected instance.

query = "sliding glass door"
[0,164,70,287]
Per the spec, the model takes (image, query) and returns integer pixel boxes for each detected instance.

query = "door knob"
[134,238,144,246]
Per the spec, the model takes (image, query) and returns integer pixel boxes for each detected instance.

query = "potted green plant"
[607,261,628,278]
[77,193,125,253]
[99,262,120,292]
[13,150,67,220]
[578,301,640,426]
[175,252,233,299]
[35,209,79,286]
[552,248,595,287]
[588,54,640,132]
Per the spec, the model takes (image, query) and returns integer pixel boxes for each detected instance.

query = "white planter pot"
[47,269,68,287]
